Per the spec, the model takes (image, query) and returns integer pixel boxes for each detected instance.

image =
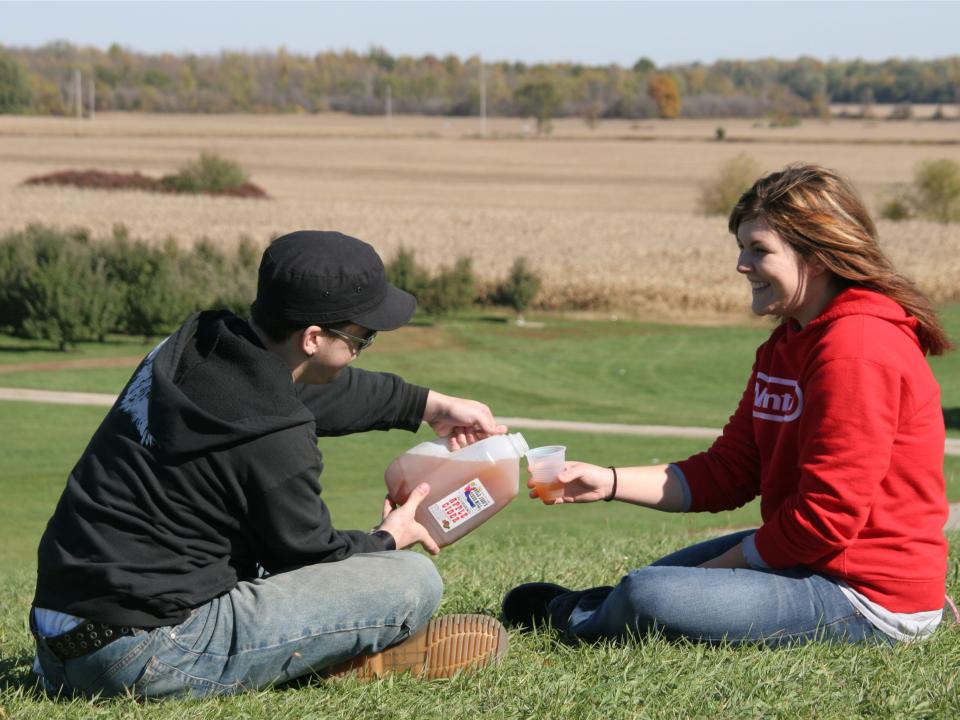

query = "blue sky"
[2,1,958,66]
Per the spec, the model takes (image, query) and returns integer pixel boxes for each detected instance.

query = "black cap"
[251,231,416,331]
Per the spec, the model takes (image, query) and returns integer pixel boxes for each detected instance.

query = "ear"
[804,254,828,277]
[299,325,324,357]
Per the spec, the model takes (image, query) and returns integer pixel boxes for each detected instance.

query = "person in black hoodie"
[31,231,509,698]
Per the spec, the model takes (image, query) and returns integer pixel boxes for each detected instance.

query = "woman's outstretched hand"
[528,462,687,512]
[529,460,615,504]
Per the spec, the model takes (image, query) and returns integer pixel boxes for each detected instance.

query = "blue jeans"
[33,551,443,698]
[549,530,892,647]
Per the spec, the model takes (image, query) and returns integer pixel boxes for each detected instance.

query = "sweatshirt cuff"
[742,532,770,570]
[667,464,692,512]
[367,529,397,551]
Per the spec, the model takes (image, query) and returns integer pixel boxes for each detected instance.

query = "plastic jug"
[384,433,530,547]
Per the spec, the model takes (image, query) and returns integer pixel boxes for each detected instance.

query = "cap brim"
[350,284,417,331]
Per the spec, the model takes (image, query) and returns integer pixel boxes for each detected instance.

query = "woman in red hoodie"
[503,164,954,645]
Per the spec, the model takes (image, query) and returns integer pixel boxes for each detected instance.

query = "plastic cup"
[525,445,566,502]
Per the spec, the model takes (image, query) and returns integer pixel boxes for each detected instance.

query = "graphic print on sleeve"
[118,337,168,446]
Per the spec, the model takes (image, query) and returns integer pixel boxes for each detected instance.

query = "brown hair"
[249,301,307,344]
[728,163,951,356]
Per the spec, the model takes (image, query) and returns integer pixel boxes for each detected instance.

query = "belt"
[39,621,137,661]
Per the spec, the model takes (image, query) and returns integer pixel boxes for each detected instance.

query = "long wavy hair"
[728,163,951,356]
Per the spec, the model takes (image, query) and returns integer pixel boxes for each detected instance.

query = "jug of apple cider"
[384,433,530,547]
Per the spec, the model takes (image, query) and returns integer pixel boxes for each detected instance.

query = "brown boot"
[325,614,508,680]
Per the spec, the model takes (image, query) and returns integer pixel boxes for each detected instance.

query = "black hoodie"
[33,311,428,627]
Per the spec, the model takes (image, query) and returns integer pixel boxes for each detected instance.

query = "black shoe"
[945,595,960,626]
[501,582,570,630]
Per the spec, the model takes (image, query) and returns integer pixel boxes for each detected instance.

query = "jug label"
[428,478,495,533]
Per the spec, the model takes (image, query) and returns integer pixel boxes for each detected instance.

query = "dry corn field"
[2,112,959,320]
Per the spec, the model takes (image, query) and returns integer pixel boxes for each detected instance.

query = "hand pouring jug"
[384,433,530,547]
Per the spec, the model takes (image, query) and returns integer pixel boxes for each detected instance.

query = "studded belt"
[40,621,138,661]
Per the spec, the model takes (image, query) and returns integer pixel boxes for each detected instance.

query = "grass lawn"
[1,302,958,432]
[1,310,959,718]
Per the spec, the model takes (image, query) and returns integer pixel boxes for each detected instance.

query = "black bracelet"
[604,466,618,502]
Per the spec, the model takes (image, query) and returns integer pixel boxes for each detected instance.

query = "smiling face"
[736,217,833,327]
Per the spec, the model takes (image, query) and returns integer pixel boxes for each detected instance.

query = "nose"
[736,248,751,274]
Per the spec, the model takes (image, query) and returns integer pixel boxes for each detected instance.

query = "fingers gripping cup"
[526,445,566,502]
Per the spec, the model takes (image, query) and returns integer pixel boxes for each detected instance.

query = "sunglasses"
[326,327,377,352]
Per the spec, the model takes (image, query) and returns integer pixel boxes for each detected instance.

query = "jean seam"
[138,655,245,695]
[699,610,867,644]
[163,618,408,656]
[63,632,154,690]
[159,629,218,658]
[228,619,407,657]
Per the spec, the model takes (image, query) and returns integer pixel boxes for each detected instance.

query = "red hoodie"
[676,287,947,612]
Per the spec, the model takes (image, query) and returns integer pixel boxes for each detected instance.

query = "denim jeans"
[33,550,443,698]
[549,529,892,647]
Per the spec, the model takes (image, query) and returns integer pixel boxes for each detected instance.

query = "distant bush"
[880,159,960,224]
[913,159,960,223]
[387,246,430,298]
[386,247,480,316]
[769,112,801,128]
[161,152,250,194]
[180,238,260,319]
[697,155,761,216]
[514,80,561,135]
[24,158,268,198]
[878,191,914,221]
[100,229,195,339]
[0,225,267,347]
[0,233,33,333]
[491,257,542,319]
[418,257,477,315]
[0,225,116,350]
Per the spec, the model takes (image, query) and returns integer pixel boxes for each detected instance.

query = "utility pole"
[385,84,393,131]
[479,56,487,137]
[74,69,83,120]
[88,76,95,120]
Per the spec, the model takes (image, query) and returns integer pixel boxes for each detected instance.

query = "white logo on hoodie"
[118,337,169,446]
[753,371,803,422]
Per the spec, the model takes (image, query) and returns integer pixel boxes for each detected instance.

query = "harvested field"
[2,112,959,320]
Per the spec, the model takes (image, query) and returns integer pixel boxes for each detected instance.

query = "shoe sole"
[327,614,508,680]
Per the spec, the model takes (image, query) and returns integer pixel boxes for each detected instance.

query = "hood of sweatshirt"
[787,286,921,349]
[117,311,315,459]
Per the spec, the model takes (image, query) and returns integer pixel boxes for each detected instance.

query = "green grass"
[0,333,156,363]
[2,302,958,432]
[1,408,959,718]
[0,317,765,426]
[2,310,960,717]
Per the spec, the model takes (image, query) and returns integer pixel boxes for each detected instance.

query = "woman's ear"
[805,254,829,277]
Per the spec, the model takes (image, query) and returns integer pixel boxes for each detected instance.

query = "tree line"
[2,43,960,120]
